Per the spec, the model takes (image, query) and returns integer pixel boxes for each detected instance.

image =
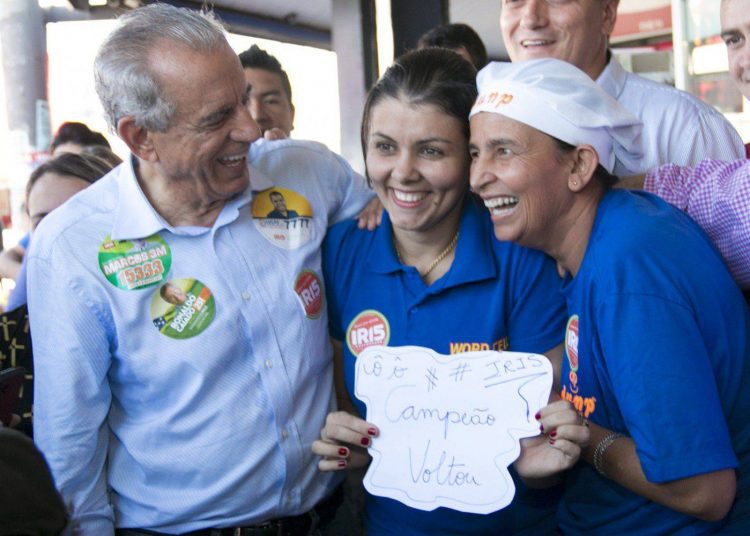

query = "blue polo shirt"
[557,190,750,534]
[323,194,567,535]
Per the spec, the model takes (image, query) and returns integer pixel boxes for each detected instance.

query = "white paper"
[355,345,552,514]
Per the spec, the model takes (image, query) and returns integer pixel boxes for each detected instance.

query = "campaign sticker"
[251,187,314,249]
[99,234,171,290]
[565,315,579,372]
[346,310,390,357]
[294,270,323,319]
[150,278,215,339]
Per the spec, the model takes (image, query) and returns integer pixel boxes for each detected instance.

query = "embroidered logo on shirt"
[251,187,313,249]
[98,234,172,290]
[150,278,215,339]
[294,270,323,319]
[346,310,390,356]
[448,338,509,354]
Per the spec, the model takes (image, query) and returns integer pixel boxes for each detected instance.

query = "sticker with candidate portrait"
[150,278,215,339]
[251,187,314,249]
[99,234,172,290]
[346,310,390,357]
[294,270,324,319]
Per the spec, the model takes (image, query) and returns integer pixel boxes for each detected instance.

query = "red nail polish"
[539,424,544,433]
[534,411,541,421]
[549,430,557,438]
[360,437,370,446]
[368,427,377,436]
[338,448,348,456]
[338,459,347,468]
[549,438,556,445]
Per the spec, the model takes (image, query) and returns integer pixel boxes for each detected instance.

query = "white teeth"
[521,40,551,46]
[393,189,427,203]
[484,196,518,209]
[218,154,246,166]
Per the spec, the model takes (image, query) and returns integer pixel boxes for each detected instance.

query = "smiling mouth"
[391,188,428,205]
[484,195,519,215]
[217,154,247,167]
[520,39,555,48]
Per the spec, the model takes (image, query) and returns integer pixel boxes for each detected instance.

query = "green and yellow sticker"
[99,234,171,290]
[150,278,215,339]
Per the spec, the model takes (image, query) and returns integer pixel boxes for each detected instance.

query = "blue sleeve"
[507,249,566,354]
[27,243,116,532]
[323,221,351,342]
[598,293,737,483]
[6,256,28,310]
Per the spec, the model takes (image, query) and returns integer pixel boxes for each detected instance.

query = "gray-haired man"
[28,4,372,534]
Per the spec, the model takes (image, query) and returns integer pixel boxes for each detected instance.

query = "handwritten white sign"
[355,345,552,514]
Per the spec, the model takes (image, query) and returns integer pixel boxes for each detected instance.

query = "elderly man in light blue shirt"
[27,4,372,534]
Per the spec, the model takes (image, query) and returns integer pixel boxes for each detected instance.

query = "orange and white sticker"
[294,270,323,319]
[565,315,579,372]
[346,309,390,356]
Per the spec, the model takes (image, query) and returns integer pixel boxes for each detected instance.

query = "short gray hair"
[94,3,228,133]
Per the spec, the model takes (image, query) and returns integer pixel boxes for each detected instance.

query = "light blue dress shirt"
[27,139,373,534]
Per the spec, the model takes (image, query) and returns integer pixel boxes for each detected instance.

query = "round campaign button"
[294,270,323,319]
[346,309,390,357]
[251,187,314,249]
[99,234,171,290]
[150,278,216,339]
[565,315,580,372]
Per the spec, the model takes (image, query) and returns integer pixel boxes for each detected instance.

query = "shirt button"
[241,291,251,301]
[281,428,289,439]
[265,360,273,369]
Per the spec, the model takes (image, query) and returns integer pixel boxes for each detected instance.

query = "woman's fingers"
[320,411,378,448]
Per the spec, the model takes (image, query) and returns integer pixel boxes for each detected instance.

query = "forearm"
[584,421,736,521]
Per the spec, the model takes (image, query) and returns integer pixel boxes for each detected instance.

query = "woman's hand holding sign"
[312,411,378,471]
[514,400,591,485]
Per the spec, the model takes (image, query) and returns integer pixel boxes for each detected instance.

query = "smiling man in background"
[500,0,744,175]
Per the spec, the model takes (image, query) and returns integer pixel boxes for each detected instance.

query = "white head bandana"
[470,58,643,174]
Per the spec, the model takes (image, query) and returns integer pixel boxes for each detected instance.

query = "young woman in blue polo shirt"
[311,48,590,535]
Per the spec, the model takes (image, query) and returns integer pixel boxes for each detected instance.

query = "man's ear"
[568,145,599,192]
[117,117,157,162]
[602,0,620,36]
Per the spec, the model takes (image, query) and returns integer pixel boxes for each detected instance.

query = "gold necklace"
[394,230,460,278]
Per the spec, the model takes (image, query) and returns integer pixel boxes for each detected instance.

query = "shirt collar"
[367,194,497,287]
[111,155,275,241]
[596,53,627,100]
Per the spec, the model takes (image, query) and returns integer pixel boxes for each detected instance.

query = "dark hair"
[26,152,114,201]
[416,23,488,69]
[50,122,110,152]
[552,138,618,190]
[80,145,123,168]
[361,47,477,163]
[238,45,293,105]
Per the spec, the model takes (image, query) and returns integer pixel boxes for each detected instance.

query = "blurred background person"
[239,44,295,139]
[49,121,111,156]
[6,152,114,310]
[416,22,488,69]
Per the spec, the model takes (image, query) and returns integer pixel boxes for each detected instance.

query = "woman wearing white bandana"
[469,58,750,534]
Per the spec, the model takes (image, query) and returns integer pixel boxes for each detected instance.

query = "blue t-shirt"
[323,195,567,535]
[558,190,750,534]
